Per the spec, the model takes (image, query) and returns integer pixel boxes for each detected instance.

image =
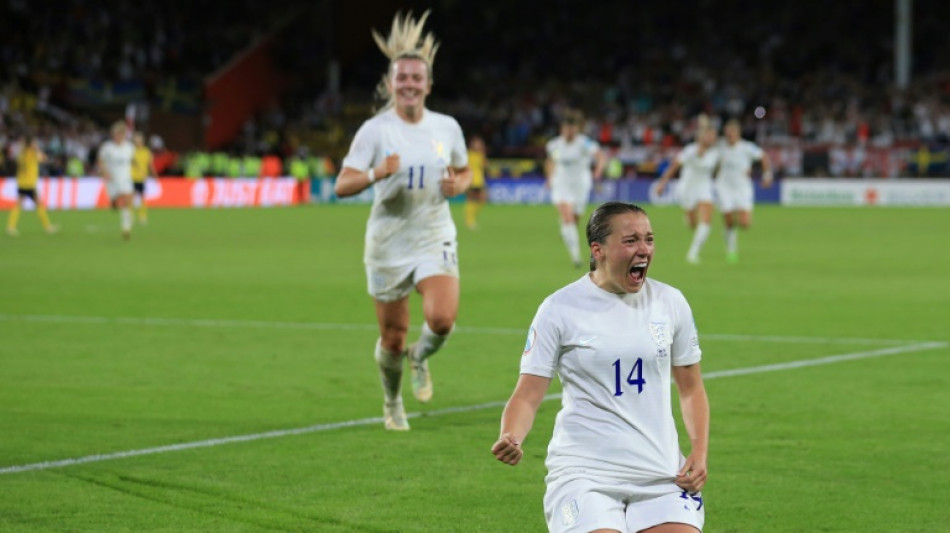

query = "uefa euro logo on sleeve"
[523,327,536,356]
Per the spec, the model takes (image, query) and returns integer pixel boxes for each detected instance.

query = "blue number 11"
[612,358,645,396]
[408,166,425,189]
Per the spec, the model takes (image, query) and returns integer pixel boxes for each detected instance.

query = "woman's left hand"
[675,453,707,493]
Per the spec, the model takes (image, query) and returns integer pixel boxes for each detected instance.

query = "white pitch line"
[0,313,930,345]
[0,340,945,476]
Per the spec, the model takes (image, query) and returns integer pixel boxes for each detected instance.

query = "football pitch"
[1,203,948,532]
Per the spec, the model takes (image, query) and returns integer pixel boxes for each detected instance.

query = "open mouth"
[628,262,648,284]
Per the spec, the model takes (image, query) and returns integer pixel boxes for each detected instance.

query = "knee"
[380,327,408,353]
[426,316,455,336]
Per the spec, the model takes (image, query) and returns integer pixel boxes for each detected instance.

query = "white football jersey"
[717,139,764,188]
[521,275,702,484]
[98,140,134,185]
[342,108,468,268]
[675,143,719,192]
[546,135,599,188]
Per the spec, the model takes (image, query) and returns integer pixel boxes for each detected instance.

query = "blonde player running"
[131,132,158,224]
[492,202,709,533]
[715,119,773,263]
[97,122,136,240]
[545,110,606,268]
[464,135,487,229]
[6,136,58,236]
[334,11,470,431]
[655,122,719,264]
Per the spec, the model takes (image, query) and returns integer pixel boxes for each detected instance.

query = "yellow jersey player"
[464,135,487,229]
[131,132,157,223]
[6,136,58,236]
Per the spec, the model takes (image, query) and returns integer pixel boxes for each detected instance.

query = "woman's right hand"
[377,153,400,179]
[491,433,523,465]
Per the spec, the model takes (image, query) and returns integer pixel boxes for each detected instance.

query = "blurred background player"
[464,135,487,230]
[656,117,720,264]
[97,122,136,240]
[334,11,471,431]
[492,202,709,533]
[715,119,773,263]
[6,136,58,236]
[131,131,158,224]
[545,110,606,268]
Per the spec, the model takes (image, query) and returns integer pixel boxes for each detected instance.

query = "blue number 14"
[612,358,645,396]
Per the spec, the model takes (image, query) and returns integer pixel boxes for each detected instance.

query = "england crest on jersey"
[650,322,670,358]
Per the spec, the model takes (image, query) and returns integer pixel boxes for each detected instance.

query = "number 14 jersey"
[521,275,702,486]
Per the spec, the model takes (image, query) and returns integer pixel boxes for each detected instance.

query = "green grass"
[1,204,948,532]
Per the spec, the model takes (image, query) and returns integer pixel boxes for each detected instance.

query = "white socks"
[120,207,133,232]
[560,223,581,264]
[687,222,711,261]
[411,322,452,363]
[725,227,738,254]
[374,339,404,403]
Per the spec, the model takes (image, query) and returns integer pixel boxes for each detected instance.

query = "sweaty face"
[390,58,431,112]
[591,213,655,294]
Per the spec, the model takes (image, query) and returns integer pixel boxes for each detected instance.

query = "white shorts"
[715,184,754,213]
[677,182,714,211]
[107,179,134,198]
[544,475,704,533]
[551,182,592,216]
[365,241,459,302]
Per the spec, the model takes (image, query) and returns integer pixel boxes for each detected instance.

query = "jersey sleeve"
[670,290,702,366]
[519,297,562,378]
[545,139,557,159]
[745,141,764,160]
[675,144,695,164]
[449,119,468,168]
[341,121,379,171]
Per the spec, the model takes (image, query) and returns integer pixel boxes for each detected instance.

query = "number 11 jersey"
[342,108,468,268]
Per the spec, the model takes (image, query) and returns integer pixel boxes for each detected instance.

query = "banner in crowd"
[780,179,950,206]
[484,178,781,205]
[309,177,781,205]
[0,178,307,210]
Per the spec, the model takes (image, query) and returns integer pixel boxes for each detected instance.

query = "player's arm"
[492,373,551,466]
[592,148,607,181]
[440,165,471,197]
[97,152,110,181]
[543,157,554,188]
[672,364,709,492]
[655,158,681,195]
[761,151,774,188]
[334,153,400,197]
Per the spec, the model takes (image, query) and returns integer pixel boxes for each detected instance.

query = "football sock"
[7,205,21,230]
[37,206,52,230]
[465,202,477,227]
[688,222,711,259]
[374,339,404,402]
[412,321,452,363]
[560,223,581,264]
[725,227,738,254]
[120,207,133,232]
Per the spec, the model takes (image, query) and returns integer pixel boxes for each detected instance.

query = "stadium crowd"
[2,1,950,178]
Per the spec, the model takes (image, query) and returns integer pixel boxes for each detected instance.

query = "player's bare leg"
[374,297,411,430]
[557,202,582,268]
[409,275,459,403]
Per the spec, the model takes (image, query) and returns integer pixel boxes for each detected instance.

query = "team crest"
[431,139,447,163]
[650,322,670,347]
